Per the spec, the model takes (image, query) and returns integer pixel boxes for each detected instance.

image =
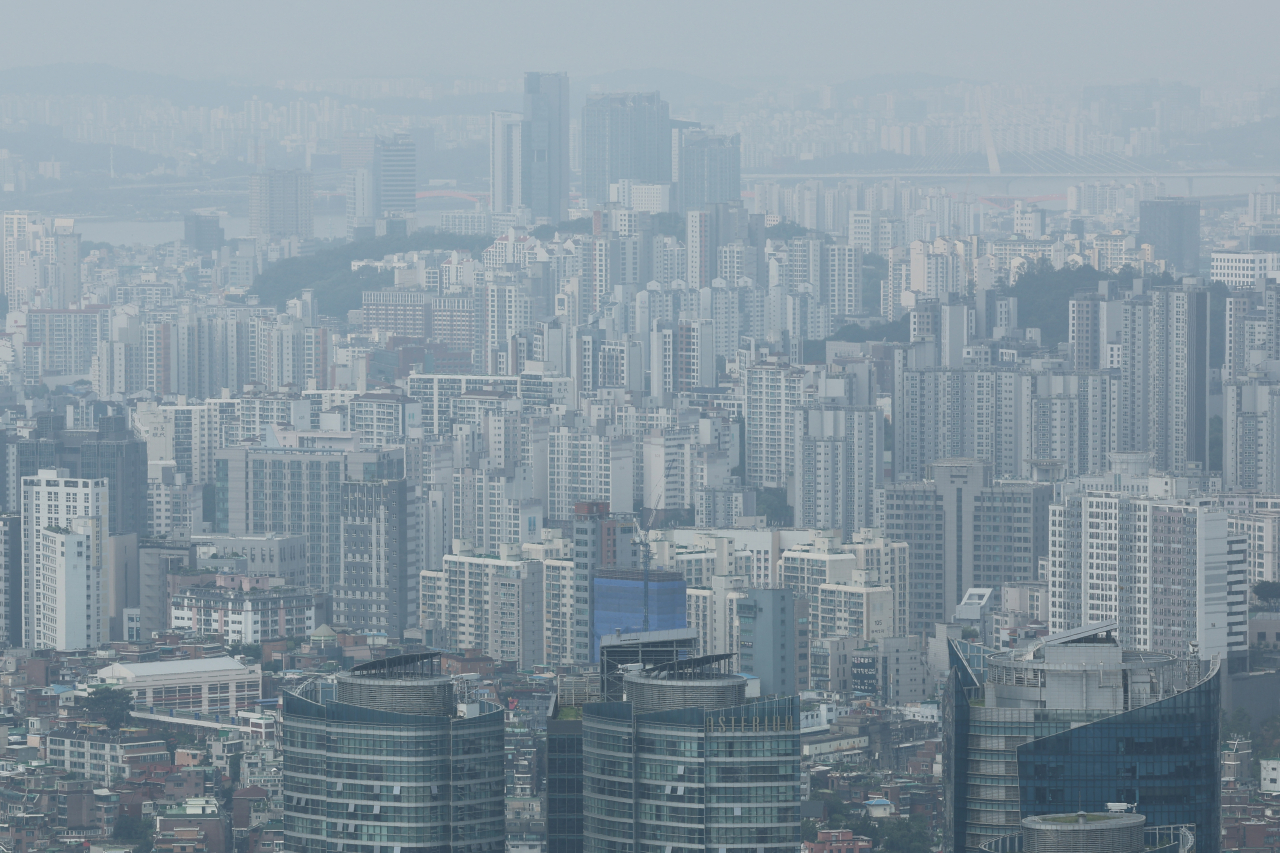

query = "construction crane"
[633,453,684,633]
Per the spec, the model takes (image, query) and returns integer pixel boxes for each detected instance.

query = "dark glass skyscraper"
[12,413,148,537]
[282,653,505,853]
[523,72,570,225]
[678,132,741,214]
[547,698,584,853]
[944,622,1220,853]
[1138,197,1201,274]
[376,134,417,218]
[581,92,671,206]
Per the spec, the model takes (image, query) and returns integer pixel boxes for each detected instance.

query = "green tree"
[878,816,934,853]
[802,819,818,843]
[83,686,134,729]
[756,487,793,527]
[1222,707,1253,743]
[1255,581,1280,605]
[113,813,154,853]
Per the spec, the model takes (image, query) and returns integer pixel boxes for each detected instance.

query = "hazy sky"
[0,0,1274,90]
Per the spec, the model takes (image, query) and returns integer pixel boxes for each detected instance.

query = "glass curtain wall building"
[282,653,505,853]
[944,622,1220,853]
[581,655,801,853]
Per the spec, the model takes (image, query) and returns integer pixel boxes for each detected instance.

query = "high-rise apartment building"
[778,534,904,638]
[547,429,635,522]
[249,170,314,240]
[581,92,671,206]
[133,402,218,485]
[213,445,406,597]
[1048,492,1248,670]
[744,361,810,489]
[21,469,109,650]
[523,72,571,224]
[792,402,881,541]
[333,477,409,635]
[420,549,544,668]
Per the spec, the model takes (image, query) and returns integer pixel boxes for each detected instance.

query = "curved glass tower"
[581,656,801,853]
[584,696,801,853]
[944,622,1220,853]
[282,653,505,853]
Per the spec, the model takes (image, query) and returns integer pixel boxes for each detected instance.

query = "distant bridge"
[745,171,1280,180]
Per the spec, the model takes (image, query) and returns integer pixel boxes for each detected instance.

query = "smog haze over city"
[0,5,1278,853]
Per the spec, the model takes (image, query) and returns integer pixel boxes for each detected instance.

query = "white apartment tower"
[21,469,109,650]
[1048,492,1248,668]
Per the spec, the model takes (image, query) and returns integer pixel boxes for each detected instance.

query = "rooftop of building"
[98,656,252,678]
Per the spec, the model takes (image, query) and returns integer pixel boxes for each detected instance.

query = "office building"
[548,694,585,853]
[282,654,504,853]
[361,289,428,339]
[21,468,109,649]
[249,170,314,241]
[679,131,741,213]
[1137,197,1200,274]
[1211,249,1280,290]
[523,72,571,224]
[13,414,148,537]
[944,623,1220,853]
[582,659,800,853]
[1011,812,1195,853]
[376,134,417,219]
[581,92,671,206]
[490,111,524,214]
[184,213,224,254]
[884,459,1052,635]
